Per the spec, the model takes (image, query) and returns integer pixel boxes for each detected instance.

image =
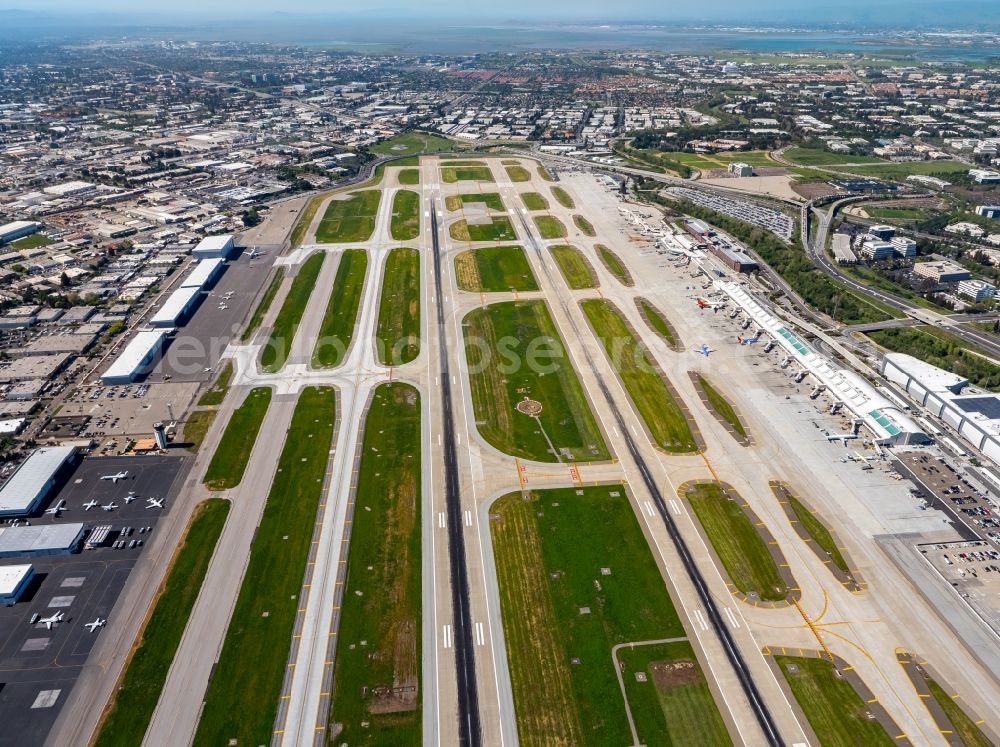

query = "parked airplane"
[823,430,858,444]
[218,303,228,311]
[146,498,164,509]
[39,612,64,630]
[101,502,118,512]
[123,492,137,504]
[100,471,128,483]
[698,344,711,357]
[82,500,99,511]
[695,297,724,312]
[44,500,66,516]
[737,332,762,346]
[247,247,264,259]
[84,618,106,633]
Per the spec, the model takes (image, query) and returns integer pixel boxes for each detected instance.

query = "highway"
[430,204,482,747]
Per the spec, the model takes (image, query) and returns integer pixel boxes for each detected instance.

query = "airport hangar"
[0,523,86,559]
[100,329,170,385]
[882,352,1000,464]
[721,282,929,445]
[0,564,34,606]
[0,445,78,518]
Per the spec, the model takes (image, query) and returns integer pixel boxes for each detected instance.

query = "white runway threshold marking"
[438,512,446,529]
[693,609,709,631]
[643,501,656,518]
[442,624,453,649]
[668,499,682,515]
[474,622,485,646]
[463,510,473,527]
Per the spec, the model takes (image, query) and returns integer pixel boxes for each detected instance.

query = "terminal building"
[0,445,78,517]
[721,282,928,445]
[0,564,34,605]
[0,523,86,558]
[193,234,235,260]
[101,328,169,384]
[881,353,1000,464]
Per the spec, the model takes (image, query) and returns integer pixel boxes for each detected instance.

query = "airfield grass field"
[397,168,420,185]
[618,641,733,747]
[93,499,230,747]
[260,253,325,372]
[449,216,518,242]
[315,190,382,243]
[669,149,776,171]
[684,482,789,601]
[774,656,896,747]
[551,186,575,208]
[538,165,555,182]
[781,147,886,167]
[182,410,215,453]
[925,676,993,747]
[581,299,697,453]
[197,361,233,407]
[463,300,608,462]
[328,383,422,745]
[445,192,505,212]
[533,215,567,239]
[505,164,531,181]
[376,248,421,366]
[240,268,284,342]
[202,387,273,491]
[550,245,598,289]
[289,194,324,248]
[692,373,748,442]
[521,192,549,211]
[312,249,368,368]
[194,387,336,747]
[441,165,494,183]
[454,245,539,292]
[390,189,421,240]
[784,491,850,576]
[492,485,728,747]
[573,214,596,237]
[636,298,679,350]
[370,131,454,157]
[596,245,634,286]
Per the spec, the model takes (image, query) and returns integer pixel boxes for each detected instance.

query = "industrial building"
[958,279,997,303]
[913,260,971,284]
[831,234,857,265]
[0,445,78,517]
[0,221,43,246]
[882,353,1000,465]
[721,282,928,445]
[0,564,34,606]
[149,285,202,328]
[728,162,754,177]
[181,257,225,289]
[192,234,235,259]
[0,523,86,558]
[101,328,169,384]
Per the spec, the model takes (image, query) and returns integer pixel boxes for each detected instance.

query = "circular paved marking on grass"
[516,399,543,416]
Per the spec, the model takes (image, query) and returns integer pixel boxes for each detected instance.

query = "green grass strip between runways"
[313,249,369,368]
[376,248,421,366]
[194,386,337,747]
[261,253,324,372]
[202,387,273,491]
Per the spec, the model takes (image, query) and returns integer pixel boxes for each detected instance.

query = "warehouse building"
[149,285,202,328]
[181,257,225,290]
[721,282,927,445]
[101,329,169,384]
[0,221,43,246]
[832,234,857,265]
[881,353,1000,465]
[0,523,86,558]
[192,234,235,260]
[0,564,34,606]
[0,445,78,517]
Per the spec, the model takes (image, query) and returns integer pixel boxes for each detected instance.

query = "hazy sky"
[0,0,980,21]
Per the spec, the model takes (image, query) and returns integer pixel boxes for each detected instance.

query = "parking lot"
[896,451,994,543]
[920,540,1000,637]
[57,381,200,444]
[0,455,184,746]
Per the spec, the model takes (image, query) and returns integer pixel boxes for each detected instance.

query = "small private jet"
[44,500,66,516]
[247,247,264,259]
[82,500,99,511]
[84,618,107,633]
[39,612,64,630]
[101,502,118,512]
[100,471,128,484]
[124,492,137,504]
[146,498,164,510]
